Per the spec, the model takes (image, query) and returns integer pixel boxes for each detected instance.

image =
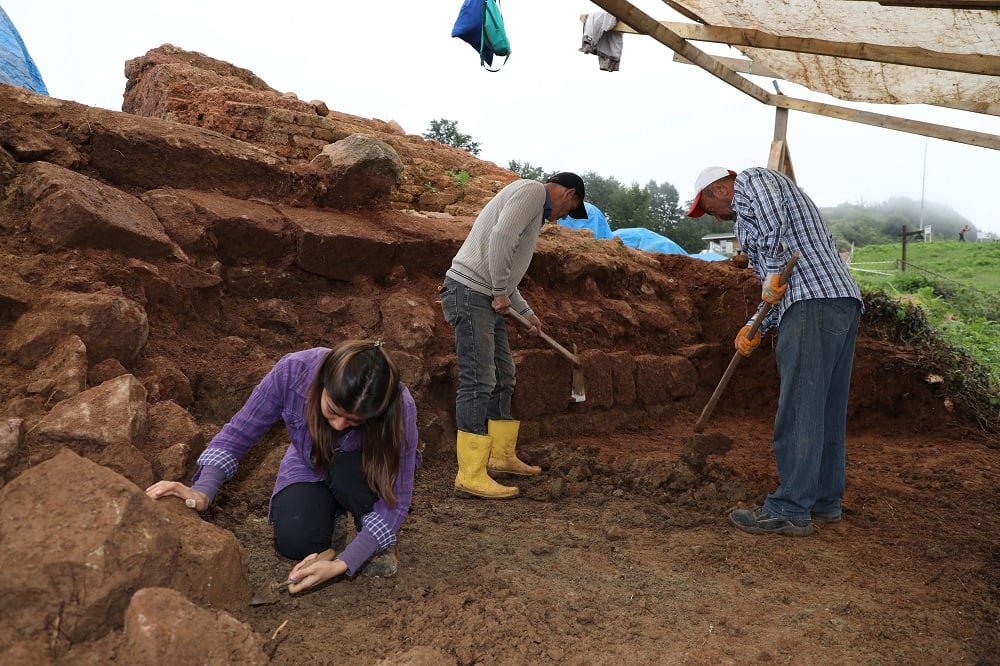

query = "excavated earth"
[0,47,997,665]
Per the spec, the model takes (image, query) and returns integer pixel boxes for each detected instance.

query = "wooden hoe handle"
[506,310,580,366]
[692,252,800,433]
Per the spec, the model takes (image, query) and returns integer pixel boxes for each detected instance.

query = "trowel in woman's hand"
[250,548,335,606]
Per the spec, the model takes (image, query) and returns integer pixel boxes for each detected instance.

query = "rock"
[305,133,404,209]
[0,449,252,653]
[28,334,88,402]
[144,400,203,479]
[6,291,148,369]
[8,162,181,258]
[0,274,34,322]
[27,374,152,486]
[119,588,267,665]
[0,418,25,475]
[0,450,181,646]
[286,207,398,281]
[380,290,437,352]
[136,355,194,407]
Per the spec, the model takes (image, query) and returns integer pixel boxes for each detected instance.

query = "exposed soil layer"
[0,49,997,664]
[222,411,999,665]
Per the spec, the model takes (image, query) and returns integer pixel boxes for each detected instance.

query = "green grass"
[850,240,1000,431]
[851,239,1000,292]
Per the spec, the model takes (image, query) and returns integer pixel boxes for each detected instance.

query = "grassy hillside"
[849,240,1000,430]
[850,239,1000,293]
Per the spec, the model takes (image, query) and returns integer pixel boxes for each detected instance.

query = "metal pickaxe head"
[569,345,586,403]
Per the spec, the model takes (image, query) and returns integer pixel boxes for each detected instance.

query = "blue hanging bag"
[480,0,510,71]
[452,0,510,71]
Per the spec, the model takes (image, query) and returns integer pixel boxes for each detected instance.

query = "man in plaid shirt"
[689,166,863,537]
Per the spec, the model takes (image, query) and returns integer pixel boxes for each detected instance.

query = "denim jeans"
[763,298,861,521]
[439,278,516,434]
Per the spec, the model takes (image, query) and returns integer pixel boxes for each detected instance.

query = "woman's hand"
[145,480,210,512]
[287,551,348,594]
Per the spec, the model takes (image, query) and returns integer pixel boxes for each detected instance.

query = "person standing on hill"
[688,166,864,537]
[440,172,588,499]
[146,340,420,589]
[959,224,970,241]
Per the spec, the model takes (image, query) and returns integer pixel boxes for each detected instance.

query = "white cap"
[688,167,736,218]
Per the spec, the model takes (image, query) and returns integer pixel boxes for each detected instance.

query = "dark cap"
[546,172,588,219]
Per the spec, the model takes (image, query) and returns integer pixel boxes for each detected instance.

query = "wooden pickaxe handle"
[506,310,580,366]
[693,252,799,433]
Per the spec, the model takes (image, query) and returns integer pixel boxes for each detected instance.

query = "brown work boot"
[361,547,398,578]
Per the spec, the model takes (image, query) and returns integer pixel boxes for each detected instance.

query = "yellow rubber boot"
[487,419,542,476]
[455,431,519,499]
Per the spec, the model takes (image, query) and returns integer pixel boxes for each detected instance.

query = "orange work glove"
[761,274,787,305]
[735,325,761,357]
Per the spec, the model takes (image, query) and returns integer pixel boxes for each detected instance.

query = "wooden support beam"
[670,46,1000,115]
[604,19,1000,76]
[769,109,795,180]
[844,1,1000,8]
[587,0,1000,151]
[671,53,781,79]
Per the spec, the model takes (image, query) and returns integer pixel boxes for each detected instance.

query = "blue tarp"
[557,202,613,239]
[612,227,689,255]
[560,205,731,263]
[612,227,729,262]
[0,8,47,94]
[691,251,729,262]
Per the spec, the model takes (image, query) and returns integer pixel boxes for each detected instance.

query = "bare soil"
[1,64,997,663]
[216,407,999,665]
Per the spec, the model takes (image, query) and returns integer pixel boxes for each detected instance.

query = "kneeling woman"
[146,340,420,591]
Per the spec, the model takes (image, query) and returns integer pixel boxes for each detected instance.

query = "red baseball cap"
[688,167,736,218]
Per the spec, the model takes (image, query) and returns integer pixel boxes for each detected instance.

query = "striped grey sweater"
[445,179,548,317]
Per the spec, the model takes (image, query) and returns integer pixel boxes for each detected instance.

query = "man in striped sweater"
[689,166,863,537]
[440,172,588,499]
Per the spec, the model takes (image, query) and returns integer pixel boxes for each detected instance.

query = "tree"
[507,160,547,181]
[643,179,686,236]
[579,171,623,222]
[607,184,654,230]
[422,119,481,156]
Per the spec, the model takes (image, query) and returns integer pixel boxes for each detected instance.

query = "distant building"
[701,233,742,257]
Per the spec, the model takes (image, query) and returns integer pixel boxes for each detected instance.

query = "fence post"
[900,225,923,272]
[901,225,908,272]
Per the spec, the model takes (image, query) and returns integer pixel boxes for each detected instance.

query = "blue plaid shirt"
[732,168,862,334]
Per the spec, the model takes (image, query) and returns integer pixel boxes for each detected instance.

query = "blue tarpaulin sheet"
[0,7,47,94]
[612,227,689,255]
[557,202,613,239]
[560,205,730,263]
[613,227,729,262]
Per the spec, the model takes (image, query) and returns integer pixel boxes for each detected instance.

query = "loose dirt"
[0,52,997,662]
[213,408,998,665]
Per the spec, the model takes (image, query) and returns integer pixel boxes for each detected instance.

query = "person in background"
[959,224,970,241]
[688,166,863,537]
[440,172,588,499]
[146,340,420,590]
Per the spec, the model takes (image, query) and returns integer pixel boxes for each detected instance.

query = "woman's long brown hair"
[305,340,405,506]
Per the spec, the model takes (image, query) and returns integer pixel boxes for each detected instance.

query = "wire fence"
[848,258,1000,314]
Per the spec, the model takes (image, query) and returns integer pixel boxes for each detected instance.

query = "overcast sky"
[4,0,1000,235]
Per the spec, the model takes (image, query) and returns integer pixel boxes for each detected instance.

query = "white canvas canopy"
[589,0,1000,158]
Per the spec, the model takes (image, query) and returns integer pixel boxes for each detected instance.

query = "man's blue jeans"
[763,297,861,521]
[439,278,516,435]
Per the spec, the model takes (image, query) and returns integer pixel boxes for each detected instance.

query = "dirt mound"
[0,47,996,664]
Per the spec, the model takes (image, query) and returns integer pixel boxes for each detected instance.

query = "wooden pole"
[902,225,909,271]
